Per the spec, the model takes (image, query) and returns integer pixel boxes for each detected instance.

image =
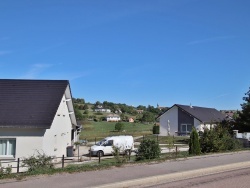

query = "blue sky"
[0,0,249,110]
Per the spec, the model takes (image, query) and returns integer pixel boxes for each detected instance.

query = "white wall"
[0,128,44,159]
[194,119,202,131]
[107,116,120,122]
[159,106,178,136]
[42,94,73,157]
[199,123,217,132]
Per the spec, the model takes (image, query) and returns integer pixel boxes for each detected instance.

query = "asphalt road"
[1,151,250,188]
[144,167,250,188]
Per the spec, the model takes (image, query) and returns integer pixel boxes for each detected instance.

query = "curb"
[94,161,250,188]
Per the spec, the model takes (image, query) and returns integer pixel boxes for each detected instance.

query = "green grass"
[80,121,154,141]
[136,135,190,145]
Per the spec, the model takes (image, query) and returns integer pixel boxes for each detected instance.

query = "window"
[181,124,192,133]
[0,139,16,157]
[106,140,113,146]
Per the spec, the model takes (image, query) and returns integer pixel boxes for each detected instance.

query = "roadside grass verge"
[1,149,249,181]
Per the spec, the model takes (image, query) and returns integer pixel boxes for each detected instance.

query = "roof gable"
[0,79,69,128]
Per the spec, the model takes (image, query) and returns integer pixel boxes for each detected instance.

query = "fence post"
[129,150,131,161]
[89,147,91,161]
[17,158,20,173]
[62,155,65,168]
[175,146,178,158]
[95,137,96,144]
[78,145,80,162]
[143,135,144,141]
[98,152,101,164]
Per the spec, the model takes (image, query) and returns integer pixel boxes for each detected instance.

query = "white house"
[94,108,111,113]
[0,79,81,161]
[106,114,121,122]
[159,104,226,136]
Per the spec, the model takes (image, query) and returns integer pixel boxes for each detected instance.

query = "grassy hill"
[80,121,154,141]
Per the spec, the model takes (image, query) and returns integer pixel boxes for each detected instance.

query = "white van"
[90,135,134,157]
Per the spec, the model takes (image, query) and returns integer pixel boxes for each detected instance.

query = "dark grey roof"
[0,79,69,128]
[176,104,226,123]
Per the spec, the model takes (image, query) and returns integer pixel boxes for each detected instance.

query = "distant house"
[136,110,144,114]
[220,110,238,121]
[128,117,134,123]
[94,108,111,113]
[106,114,121,122]
[0,79,81,161]
[115,109,122,114]
[159,104,226,136]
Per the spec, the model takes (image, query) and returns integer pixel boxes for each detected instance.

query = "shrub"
[152,125,160,134]
[5,165,12,175]
[112,146,127,164]
[189,127,201,155]
[166,136,175,152]
[136,139,161,160]
[22,151,54,172]
[200,125,241,153]
[0,162,12,178]
[115,122,124,132]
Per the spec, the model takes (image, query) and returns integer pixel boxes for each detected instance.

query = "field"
[80,121,154,141]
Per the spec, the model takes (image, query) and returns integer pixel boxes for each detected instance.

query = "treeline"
[72,98,168,122]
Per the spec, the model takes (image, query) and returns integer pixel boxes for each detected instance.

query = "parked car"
[90,135,134,157]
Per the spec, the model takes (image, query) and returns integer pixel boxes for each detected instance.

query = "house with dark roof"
[0,79,81,160]
[159,104,226,136]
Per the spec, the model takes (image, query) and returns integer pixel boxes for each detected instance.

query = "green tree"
[152,125,160,134]
[74,105,83,120]
[235,87,250,132]
[141,112,155,123]
[136,139,161,160]
[73,98,85,104]
[83,104,89,110]
[147,105,161,115]
[115,122,124,132]
[189,127,201,155]
[137,105,147,111]
[200,125,240,153]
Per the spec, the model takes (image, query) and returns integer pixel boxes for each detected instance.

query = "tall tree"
[141,112,155,123]
[236,87,250,132]
[189,127,201,155]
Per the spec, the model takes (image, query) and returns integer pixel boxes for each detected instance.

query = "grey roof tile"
[0,79,69,128]
[176,104,226,123]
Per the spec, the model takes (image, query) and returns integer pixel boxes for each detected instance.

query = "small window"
[187,125,192,132]
[181,124,192,133]
[0,139,16,157]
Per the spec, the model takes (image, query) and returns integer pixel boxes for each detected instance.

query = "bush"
[136,139,161,160]
[22,151,54,172]
[152,126,160,134]
[166,136,175,152]
[0,162,12,178]
[112,146,127,164]
[115,122,124,132]
[200,125,240,153]
[189,127,201,155]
